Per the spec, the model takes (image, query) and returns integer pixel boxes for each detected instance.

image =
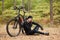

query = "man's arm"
[32,22,43,30]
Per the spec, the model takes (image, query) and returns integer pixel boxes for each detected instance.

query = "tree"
[14,0,16,7]
[27,0,31,12]
[50,0,54,26]
[2,0,4,13]
[22,0,24,6]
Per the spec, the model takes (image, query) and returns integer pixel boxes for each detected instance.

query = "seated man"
[22,16,49,35]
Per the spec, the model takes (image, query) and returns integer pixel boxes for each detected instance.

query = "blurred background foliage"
[0,0,60,27]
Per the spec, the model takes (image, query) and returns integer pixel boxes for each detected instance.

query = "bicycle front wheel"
[6,18,21,37]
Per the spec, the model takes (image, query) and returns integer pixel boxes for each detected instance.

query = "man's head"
[27,16,33,23]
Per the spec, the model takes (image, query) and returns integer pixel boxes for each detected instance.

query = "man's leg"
[34,30,49,35]
[33,26,49,35]
[27,30,49,35]
[33,25,39,31]
[28,26,49,35]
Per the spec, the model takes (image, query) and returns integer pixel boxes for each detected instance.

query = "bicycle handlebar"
[14,6,26,13]
[14,6,24,10]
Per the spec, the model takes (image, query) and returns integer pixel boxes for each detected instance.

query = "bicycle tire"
[6,18,21,37]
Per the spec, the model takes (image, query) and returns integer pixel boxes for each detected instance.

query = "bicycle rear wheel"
[6,18,21,37]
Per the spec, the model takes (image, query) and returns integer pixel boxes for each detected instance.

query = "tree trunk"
[14,0,16,7]
[22,0,24,6]
[50,0,54,26]
[27,0,31,12]
[2,0,4,13]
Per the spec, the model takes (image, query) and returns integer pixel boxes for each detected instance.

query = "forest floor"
[0,24,60,40]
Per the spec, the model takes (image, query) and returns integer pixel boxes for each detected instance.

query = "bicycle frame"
[14,6,26,34]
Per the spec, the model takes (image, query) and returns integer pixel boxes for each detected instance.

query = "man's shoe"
[44,32,49,36]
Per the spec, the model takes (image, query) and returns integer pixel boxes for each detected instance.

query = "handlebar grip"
[13,6,27,13]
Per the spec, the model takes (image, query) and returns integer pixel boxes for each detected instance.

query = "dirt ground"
[0,24,60,40]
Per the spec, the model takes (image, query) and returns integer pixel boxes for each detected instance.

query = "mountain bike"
[6,6,26,37]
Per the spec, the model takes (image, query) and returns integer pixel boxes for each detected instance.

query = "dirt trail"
[0,24,60,40]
